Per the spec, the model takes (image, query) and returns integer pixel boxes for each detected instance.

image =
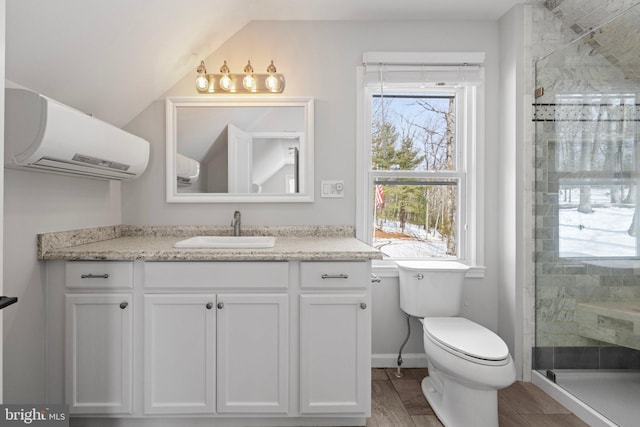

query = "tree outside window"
[370,93,460,259]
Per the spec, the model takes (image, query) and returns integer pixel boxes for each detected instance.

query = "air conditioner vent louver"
[33,157,136,180]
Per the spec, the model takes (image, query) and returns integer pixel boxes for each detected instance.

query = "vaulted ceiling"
[6,0,525,128]
[543,0,640,81]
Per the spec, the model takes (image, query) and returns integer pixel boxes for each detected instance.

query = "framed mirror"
[166,96,314,203]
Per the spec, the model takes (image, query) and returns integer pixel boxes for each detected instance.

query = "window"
[553,94,640,258]
[356,53,485,267]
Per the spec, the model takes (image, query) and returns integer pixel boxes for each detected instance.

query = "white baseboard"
[371,353,428,368]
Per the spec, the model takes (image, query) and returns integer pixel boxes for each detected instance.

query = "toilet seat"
[423,317,510,366]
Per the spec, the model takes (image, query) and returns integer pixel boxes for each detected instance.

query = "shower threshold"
[535,369,640,427]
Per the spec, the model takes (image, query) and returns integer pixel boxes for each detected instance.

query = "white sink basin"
[173,235,276,249]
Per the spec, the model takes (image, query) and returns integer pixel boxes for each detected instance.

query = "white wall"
[498,5,527,380]
[3,171,120,402]
[122,20,503,364]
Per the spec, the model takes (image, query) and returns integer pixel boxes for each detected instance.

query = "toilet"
[396,261,515,427]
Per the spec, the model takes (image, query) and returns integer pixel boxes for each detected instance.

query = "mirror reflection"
[166,97,314,203]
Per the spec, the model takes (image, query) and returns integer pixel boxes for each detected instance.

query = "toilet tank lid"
[396,260,470,272]
[423,317,509,361]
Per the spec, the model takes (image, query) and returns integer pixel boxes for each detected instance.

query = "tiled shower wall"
[533,2,640,369]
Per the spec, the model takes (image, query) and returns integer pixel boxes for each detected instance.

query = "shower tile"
[554,347,599,369]
[533,347,554,370]
[599,346,640,369]
[610,287,637,300]
[586,264,612,275]
[542,240,556,252]
[575,275,600,287]
[597,315,634,332]
[600,275,623,287]
[536,251,556,263]
[563,264,587,275]
[536,274,555,286]
[622,275,640,286]
[611,267,635,275]
[543,0,561,12]
[616,331,640,351]
[553,275,577,287]
[537,286,560,299]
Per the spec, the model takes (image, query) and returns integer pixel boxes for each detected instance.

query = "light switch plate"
[321,180,344,198]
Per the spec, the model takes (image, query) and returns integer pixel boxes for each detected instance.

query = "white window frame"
[356,53,486,277]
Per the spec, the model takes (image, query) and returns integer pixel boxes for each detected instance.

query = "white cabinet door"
[144,294,216,414]
[300,293,371,414]
[65,294,133,414]
[216,293,289,413]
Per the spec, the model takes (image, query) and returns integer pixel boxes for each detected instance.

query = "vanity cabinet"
[300,294,369,414]
[48,258,372,426]
[143,292,289,415]
[299,262,371,415]
[216,293,289,413]
[144,294,216,414]
[65,293,133,415]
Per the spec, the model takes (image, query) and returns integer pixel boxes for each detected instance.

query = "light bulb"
[219,60,232,91]
[265,60,280,92]
[196,75,208,91]
[243,74,256,91]
[242,60,256,92]
[195,60,208,92]
[220,75,232,91]
[265,75,279,91]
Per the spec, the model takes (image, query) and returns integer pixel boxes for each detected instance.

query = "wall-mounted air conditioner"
[5,88,150,180]
[176,153,200,187]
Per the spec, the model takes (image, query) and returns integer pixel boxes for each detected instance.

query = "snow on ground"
[373,220,452,258]
[559,205,636,257]
[374,193,638,259]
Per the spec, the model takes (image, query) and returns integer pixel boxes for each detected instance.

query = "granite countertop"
[38,225,382,261]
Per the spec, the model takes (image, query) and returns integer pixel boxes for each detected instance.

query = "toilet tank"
[396,261,470,317]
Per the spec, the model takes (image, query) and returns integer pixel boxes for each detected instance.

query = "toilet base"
[421,375,499,427]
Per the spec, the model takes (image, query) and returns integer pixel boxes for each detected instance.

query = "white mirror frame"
[166,96,314,203]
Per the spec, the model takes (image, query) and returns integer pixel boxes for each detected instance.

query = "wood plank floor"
[368,368,590,427]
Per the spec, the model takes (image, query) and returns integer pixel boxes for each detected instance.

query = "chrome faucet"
[231,211,241,236]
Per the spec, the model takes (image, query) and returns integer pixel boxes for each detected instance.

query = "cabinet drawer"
[65,261,133,289]
[300,262,370,289]
[144,262,289,289]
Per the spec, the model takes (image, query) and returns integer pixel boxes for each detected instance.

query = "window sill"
[372,259,486,278]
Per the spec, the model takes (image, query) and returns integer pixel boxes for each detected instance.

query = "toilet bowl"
[396,261,516,427]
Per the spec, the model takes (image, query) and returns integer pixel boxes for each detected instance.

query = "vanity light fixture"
[195,59,285,94]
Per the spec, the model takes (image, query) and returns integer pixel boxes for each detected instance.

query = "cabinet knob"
[206,302,213,309]
[120,302,128,309]
[217,302,224,309]
[360,303,367,310]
